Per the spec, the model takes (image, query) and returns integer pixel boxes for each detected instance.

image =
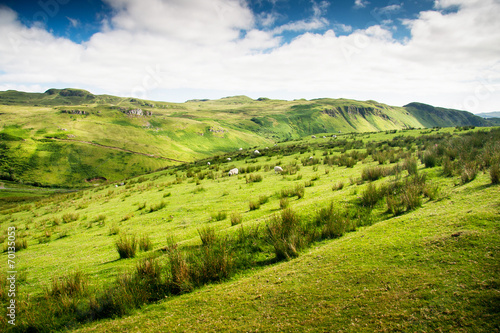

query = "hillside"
[477,111,500,118]
[0,127,498,332]
[0,89,492,187]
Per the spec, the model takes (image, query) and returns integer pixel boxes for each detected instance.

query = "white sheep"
[207,162,211,165]
[239,148,243,151]
[274,166,284,173]
[254,150,260,155]
[227,157,231,161]
[311,135,316,139]
[228,168,239,176]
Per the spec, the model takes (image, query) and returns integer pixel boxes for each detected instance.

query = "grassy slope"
[0,127,498,332]
[1,90,490,187]
[405,102,492,128]
[74,173,500,333]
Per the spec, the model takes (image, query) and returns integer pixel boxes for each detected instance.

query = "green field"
[0,126,498,332]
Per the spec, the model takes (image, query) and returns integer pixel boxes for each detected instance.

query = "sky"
[0,0,499,113]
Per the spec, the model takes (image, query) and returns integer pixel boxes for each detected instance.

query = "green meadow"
[0,125,499,332]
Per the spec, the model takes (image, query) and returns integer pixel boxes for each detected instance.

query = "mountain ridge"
[0,89,494,186]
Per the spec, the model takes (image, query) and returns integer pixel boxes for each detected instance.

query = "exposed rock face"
[321,106,391,120]
[122,108,152,116]
[61,109,86,115]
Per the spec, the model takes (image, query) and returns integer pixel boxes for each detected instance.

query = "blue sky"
[0,0,498,112]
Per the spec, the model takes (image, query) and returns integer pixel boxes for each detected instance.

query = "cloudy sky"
[0,0,499,113]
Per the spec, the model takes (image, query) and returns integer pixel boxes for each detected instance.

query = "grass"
[0,127,498,332]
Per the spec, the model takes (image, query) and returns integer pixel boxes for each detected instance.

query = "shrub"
[116,234,137,259]
[246,174,263,183]
[442,157,455,177]
[401,183,422,211]
[3,238,28,252]
[490,163,500,184]
[62,212,79,223]
[230,212,242,226]
[386,195,405,216]
[192,236,233,284]
[281,184,305,199]
[266,208,302,260]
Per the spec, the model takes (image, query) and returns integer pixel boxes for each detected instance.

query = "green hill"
[0,127,498,332]
[0,89,492,187]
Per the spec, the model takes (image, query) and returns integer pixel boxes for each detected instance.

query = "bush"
[281,184,305,199]
[168,249,192,294]
[116,234,137,259]
[230,212,242,226]
[258,195,269,205]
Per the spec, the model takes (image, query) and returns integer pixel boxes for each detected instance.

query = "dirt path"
[51,138,187,163]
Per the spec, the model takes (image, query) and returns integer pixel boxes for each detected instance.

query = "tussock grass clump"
[62,212,79,223]
[116,234,137,259]
[138,234,153,251]
[315,203,352,239]
[3,238,28,252]
[422,150,437,168]
[266,208,303,260]
[361,182,383,209]
[121,212,134,221]
[109,224,120,236]
[461,162,478,184]
[198,226,217,246]
[249,200,261,211]
[211,211,227,221]
[361,166,385,181]
[49,271,87,298]
[490,163,500,184]
[230,212,242,226]
[246,174,263,183]
[148,200,167,213]
[93,214,106,223]
[404,157,418,175]
[258,195,269,205]
[168,249,193,294]
[280,197,289,209]
[281,184,305,199]
[332,181,344,191]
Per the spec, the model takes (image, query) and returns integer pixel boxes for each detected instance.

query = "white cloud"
[0,0,499,113]
[354,0,370,9]
[66,17,80,28]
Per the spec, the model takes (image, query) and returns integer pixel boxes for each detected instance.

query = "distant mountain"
[476,111,500,119]
[403,102,491,128]
[0,89,494,187]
